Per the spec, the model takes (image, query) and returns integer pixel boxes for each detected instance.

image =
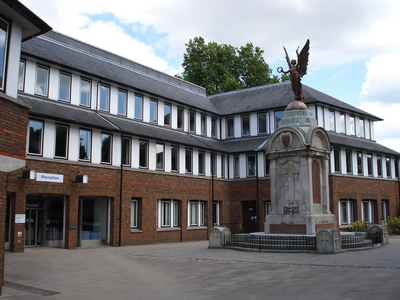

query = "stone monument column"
[264,109,336,235]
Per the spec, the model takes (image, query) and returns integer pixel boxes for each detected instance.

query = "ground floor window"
[80,197,108,246]
[339,200,354,226]
[188,201,205,227]
[131,198,140,229]
[213,201,220,226]
[157,199,179,228]
[382,200,388,223]
[265,201,271,218]
[362,200,376,224]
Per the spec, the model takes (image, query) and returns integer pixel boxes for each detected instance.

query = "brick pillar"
[65,195,79,249]
[10,192,26,253]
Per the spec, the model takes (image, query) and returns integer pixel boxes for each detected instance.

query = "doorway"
[25,195,65,248]
[242,201,258,233]
[25,205,44,247]
[79,197,109,247]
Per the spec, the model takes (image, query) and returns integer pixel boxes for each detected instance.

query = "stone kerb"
[316,229,341,253]
[209,227,231,248]
[367,224,388,244]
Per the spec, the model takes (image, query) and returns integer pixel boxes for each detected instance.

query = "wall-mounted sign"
[15,214,25,224]
[36,172,64,183]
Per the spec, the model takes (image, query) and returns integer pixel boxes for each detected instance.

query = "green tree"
[179,37,280,95]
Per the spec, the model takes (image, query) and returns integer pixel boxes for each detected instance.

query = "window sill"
[187,226,208,230]
[157,227,181,232]
[130,228,142,233]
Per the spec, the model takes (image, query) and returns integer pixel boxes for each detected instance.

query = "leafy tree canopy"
[177,37,285,95]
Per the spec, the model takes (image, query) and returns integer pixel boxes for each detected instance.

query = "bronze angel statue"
[278,39,310,101]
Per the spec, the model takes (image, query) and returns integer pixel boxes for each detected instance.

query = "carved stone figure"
[278,39,310,101]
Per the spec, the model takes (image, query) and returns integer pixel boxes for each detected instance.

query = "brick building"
[2,1,399,265]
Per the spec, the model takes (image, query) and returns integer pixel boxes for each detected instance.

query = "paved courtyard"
[3,238,400,299]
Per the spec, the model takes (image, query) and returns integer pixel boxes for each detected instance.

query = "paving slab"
[3,238,400,299]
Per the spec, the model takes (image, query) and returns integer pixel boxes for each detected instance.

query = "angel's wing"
[283,46,291,68]
[297,39,310,77]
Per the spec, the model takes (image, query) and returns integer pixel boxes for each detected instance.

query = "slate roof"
[327,132,399,156]
[18,94,268,153]
[21,31,218,114]
[18,94,117,131]
[209,82,382,120]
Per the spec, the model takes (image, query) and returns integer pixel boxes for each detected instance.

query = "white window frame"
[0,18,9,91]
[80,78,91,107]
[338,200,354,226]
[35,65,49,97]
[117,89,127,116]
[188,200,205,227]
[99,84,110,111]
[58,71,71,102]
[265,201,271,218]
[131,199,139,228]
[54,124,69,159]
[157,199,179,228]
[247,154,256,177]
[213,201,220,226]
[28,119,44,156]
[18,59,25,91]
[362,200,375,224]
[100,133,112,164]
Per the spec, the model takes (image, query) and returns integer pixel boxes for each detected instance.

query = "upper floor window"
[274,110,284,130]
[35,65,49,97]
[99,84,110,111]
[211,154,216,176]
[54,124,68,159]
[367,153,373,176]
[221,155,225,178]
[177,107,184,129]
[201,115,206,135]
[211,118,217,138]
[349,115,355,135]
[334,148,341,173]
[386,157,391,178]
[327,110,335,131]
[198,151,205,175]
[234,155,240,178]
[150,99,157,123]
[185,149,192,173]
[101,133,112,164]
[59,72,71,101]
[18,60,25,91]
[265,155,270,176]
[139,140,148,168]
[171,146,179,172]
[377,155,382,177]
[164,103,171,126]
[156,143,164,170]
[134,94,143,119]
[80,78,91,107]
[358,118,365,138]
[226,117,234,138]
[28,119,43,155]
[118,90,127,116]
[122,137,131,166]
[242,115,250,136]
[258,113,268,134]
[189,111,195,132]
[79,129,91,161]
[0,18,8,91]
[247,154,256,177]
[357,152,363,175]
[338,112,345,133]
[345,149,352,174]
[365,120,371,139]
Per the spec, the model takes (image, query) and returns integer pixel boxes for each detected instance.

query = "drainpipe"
[211,151,215,229]
[256,152,260,232]
[119,134,123,247]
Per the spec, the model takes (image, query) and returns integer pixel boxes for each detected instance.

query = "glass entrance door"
[25,208,43,247]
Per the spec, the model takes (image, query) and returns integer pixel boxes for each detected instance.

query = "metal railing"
[225,234,316,251]
[341,232,374,249]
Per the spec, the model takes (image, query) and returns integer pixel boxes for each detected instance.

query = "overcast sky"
[20,0,400,152]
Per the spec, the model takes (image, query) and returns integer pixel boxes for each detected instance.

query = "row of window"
[28,119,274,178]
[131,199,209,229]
[332,148,399,178]
[323,109,372,139]
[338,199,389,226]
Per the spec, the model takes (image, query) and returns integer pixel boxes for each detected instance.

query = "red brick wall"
[330,174,399,226]
[0,98,29,160]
